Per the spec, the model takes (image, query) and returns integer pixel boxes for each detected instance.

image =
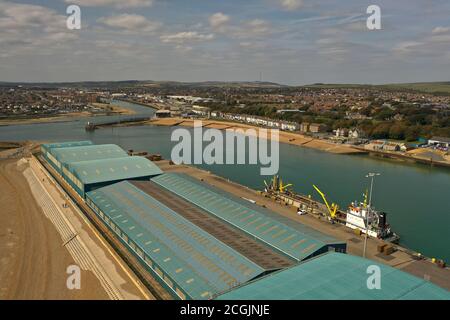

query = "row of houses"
[299,123,328,134]
[155,105,212,118]
[364,140,410,152]
[211,112,300,132]
[334,128,366,139]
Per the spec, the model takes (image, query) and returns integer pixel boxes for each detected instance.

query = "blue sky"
[0,0,449,84]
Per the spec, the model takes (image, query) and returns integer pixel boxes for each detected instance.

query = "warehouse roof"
[151,173,344,262]
[86,181,266,299]
[67,156,162,185]
[42,140,93,151]
[52,144,128,164]
[217,252,450,300]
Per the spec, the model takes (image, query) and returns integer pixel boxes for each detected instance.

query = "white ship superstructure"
[346,203,381,238]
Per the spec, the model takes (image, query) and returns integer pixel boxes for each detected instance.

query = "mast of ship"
[363,172,380,258]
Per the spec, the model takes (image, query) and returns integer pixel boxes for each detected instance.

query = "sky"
[0,0,449,84]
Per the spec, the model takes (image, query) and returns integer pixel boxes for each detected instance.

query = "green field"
[304,82,450,95]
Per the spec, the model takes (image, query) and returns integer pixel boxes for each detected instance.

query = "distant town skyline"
[1,0,450,84]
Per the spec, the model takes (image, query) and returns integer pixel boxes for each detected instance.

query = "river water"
[1,100,449,262]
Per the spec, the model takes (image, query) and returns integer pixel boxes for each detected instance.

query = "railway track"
[23,161,124,300]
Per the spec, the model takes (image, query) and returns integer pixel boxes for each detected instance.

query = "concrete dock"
[156,160,450,291]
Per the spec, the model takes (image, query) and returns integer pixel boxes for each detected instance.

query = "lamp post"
[363,172,380,258]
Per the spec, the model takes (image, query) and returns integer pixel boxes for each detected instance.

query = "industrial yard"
[158,160,450,292]
[1,140,447,300]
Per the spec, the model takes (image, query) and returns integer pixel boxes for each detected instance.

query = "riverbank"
[147,118,450,167]
[0,99,448,265]
[353,147,450,168]
[148,117,365,154]
[157,160,450,291]
[115,99,160,110]
[0,103,135,127]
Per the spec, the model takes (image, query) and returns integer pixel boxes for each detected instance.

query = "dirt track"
[0,159,108,299]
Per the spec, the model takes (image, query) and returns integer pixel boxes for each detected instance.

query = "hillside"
[304,82,450,95]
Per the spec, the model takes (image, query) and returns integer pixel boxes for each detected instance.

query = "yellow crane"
[313,185,338,219]
[278,177,292,193]
[264,175,293,193]
[363,189,369,208]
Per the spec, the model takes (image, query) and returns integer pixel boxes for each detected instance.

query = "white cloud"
[98,14,161,32]
[160,31,214,44]
[214,18,272,40]
[209,12,230,29]
[0,2,65,32]
[234,19,271,38]
[432,26,450,35]
[392,27,450,58]
[280,0,303,11]
[0,2,77,58]
[66,0,153,9]
[392,41,423,54]
[430,34,450,43]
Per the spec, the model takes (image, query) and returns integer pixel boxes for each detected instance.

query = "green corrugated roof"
[86,181,266,300]
[151,173,344,262]
[217,252,450,300]
[52,144,128,164]
[67,156,162,185]
[42,140,93,151]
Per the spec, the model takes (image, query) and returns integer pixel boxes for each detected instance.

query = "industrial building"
[63,157,162,197]
[41,140,93,154]
[217,252,450,300]
[39,141,450,300]
[83,173,347,300]
[41,140,93,171]
[151,173,346,262]
[52,144,128,168]
[85,181,269,300]
[40,140,162,197]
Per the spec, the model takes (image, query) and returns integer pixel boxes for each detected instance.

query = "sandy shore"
[0,158,110,299]
[149,118,365,154]
[0,103,135,126]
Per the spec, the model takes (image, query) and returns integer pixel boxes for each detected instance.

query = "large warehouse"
[217,252,450,300]
[151,173,346,262]
[52,144,128,170]
[86,181,269,300]
[85,176,346,300]
[41,140,94,172]
[63,157,163,197]
[40,141,163,197]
